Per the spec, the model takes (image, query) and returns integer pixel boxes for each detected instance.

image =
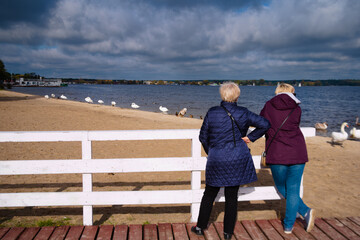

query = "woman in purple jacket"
[260,83,315,234]
[191,82,270,239]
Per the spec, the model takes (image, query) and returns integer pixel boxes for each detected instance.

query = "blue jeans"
[270,164,310,229]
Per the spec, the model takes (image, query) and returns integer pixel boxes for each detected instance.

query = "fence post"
[191,133,202,222]
[82,131,93,226]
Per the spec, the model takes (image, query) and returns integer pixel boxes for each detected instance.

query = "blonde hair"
[275,83,295,94]
[219,82,240,102]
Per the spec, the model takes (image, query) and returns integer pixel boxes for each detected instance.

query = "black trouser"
[196,184,240,234]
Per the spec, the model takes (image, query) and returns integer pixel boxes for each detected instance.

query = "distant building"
[17,78,62,87]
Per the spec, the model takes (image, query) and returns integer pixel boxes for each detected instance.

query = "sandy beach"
[0,90,359,227]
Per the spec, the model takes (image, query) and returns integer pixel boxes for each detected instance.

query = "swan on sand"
[350,127,360,139]
[85,97,93,103]
[60,95,67,100]
[131,103,140,109]
[159,106,168,113]
[111,101,116,106]
[315,122,328,130]
[331,122,349,144]
[98,100,104,104]
[177,108,187,117]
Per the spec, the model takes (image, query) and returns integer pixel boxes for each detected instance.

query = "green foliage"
[143,221,150,225]
[0,59,10,87]
[36,217,71,227]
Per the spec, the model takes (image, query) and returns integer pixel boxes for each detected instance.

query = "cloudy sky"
[0,0,359,80]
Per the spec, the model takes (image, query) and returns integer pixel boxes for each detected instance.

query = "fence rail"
[0,128,315,225]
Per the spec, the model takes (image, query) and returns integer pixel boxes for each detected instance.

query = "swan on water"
[350,127,360,139]
[178,108,187,117]
[98,100,104,104]
[131,103,140,109]
[356,117,360,126]
[315,122,328,130]
[51,94,55,98]
[331,122,349,144]
[111,101,116,106]
[159,106,168,113]
[60,95,67,100]
[85,97,93,103]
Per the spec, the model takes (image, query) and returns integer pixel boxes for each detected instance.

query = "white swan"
[356,117,360,126]
[60,95,67,100]
[44,95,49,99]
[315,122,328,130]
[178,108,187,117]
[98,100,104,104]
[51,94,55,98]
[85,97,93,103]
[111,101,116,107]
[331,122,349,143]
[159,106,168,113]
[350,127,360,139]
[131,103,140,109]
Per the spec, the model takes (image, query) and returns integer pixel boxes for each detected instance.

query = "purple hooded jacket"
[260,93,308,165]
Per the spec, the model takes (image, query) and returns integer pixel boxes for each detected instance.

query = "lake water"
[10,84,360,136]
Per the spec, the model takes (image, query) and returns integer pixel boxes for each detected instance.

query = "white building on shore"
[18,78,62,87]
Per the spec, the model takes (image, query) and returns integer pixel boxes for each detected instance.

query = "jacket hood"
[269,93,300,110]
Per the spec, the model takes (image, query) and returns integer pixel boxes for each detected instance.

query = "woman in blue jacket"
[191,82,270,239]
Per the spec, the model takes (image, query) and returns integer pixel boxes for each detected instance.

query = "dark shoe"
[224,232,232,239]
[304,209,315,232]
[191,226,204,235]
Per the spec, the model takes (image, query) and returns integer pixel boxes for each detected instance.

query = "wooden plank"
[233,221,252,240]
[338,218,360,236]
[158,223,173,240]
[213,222,224,240]
[50,225,70,240]
[292,221,315,239]
[80,226,99,240]
[172,223,188,240]
[255,219,283,240]
[144,224,158,240]
[203,223,220,240]
[113,225,128,240]
[241,220,267,240]
[0,228,10,238]
[2,227,25,240]
[308,226,331,240]
[97,225,114,240]
[65,226,84,240]
[129,224,142,240]
[268,219,299,240]
[324,218,359,239]
[186,223,204,240]
[315,218,347,240]
[349,217,360,226]
[18,227,41,240]
[34,226,56,240]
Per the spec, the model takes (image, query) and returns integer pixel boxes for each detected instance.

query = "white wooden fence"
[0,128,315,226]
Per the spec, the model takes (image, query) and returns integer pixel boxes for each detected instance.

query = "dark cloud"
[142,0,270,11]
[0,0,59,28]
[0,0,359,80]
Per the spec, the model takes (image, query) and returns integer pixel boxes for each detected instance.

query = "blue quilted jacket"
[199,101,270,187]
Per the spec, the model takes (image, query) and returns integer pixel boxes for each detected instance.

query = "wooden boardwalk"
[0,217,359,240]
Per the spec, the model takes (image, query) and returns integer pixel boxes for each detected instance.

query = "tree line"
[1,59,359,88]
